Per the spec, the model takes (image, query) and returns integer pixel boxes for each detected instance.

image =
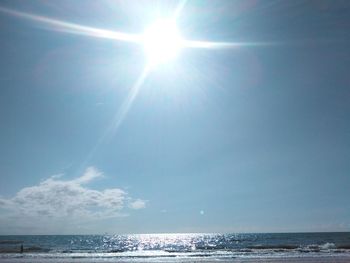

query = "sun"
[142,19,183,66]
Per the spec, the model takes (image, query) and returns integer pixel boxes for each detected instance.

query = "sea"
[0,232,350,262]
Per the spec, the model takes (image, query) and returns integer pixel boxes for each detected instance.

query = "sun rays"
[0,3,263,166]
[0,5,255,51]
[0,6,141,43]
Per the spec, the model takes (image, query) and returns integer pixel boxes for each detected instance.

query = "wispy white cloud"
[0,167,146,233]
[129,199,147,210]
[72,166,103,184]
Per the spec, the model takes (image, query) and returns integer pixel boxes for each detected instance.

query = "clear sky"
[0,0,349,234]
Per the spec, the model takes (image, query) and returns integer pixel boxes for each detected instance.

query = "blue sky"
[0,0,349,234]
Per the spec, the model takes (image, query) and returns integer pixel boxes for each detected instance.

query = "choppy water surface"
[0,232,350,261]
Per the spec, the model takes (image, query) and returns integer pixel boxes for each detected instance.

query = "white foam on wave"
[319,243,336,250]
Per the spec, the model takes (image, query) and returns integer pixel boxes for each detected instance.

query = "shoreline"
[0,255,350,263]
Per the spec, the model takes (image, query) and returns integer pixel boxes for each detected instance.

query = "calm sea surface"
[1,232,350,261]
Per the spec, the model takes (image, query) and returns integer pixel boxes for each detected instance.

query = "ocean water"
[0,232,350,262]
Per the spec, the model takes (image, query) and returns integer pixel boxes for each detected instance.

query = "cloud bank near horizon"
[0,167,146,233]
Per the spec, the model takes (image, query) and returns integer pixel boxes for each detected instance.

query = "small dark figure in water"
[20,244,23,253]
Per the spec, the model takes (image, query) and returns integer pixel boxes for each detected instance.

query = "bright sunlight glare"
[142,19,183,66]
